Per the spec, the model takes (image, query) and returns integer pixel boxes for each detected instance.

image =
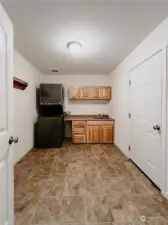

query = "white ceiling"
[2,0,168,75]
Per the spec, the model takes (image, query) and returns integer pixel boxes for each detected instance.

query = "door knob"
[153,125,160,131]
[9,136,19,145]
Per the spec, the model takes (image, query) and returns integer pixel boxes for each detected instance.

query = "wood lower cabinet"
[72,121,86,143]
[100,126,113,143]
[87,126,100,143]
[72,135,86,143]
[72,120,114,144]
[87,124,113,143]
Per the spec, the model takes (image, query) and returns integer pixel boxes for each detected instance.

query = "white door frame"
[128,41,168,198]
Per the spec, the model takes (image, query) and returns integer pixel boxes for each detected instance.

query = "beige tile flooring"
[15,142,168,225]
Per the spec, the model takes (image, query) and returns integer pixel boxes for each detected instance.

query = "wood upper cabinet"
[99,87,111,100]
[87,126,100,143]
[81,87,90,99]
[69,86,111,100]
[90,87,99,99]
[69,87,81,99]
[100,126,113,143]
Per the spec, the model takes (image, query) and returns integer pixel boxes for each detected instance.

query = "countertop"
[64,115,115,121]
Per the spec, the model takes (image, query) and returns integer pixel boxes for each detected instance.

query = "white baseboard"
[114,142,129,159]
[14,147,33,165]
[161,191,168,200]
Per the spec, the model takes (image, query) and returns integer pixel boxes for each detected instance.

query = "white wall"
[108,17,168,157]
[41,74,110,115]
[14,50,41,164]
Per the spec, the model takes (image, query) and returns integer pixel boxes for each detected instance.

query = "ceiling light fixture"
[50,69,59,73]
[67,41,82,53]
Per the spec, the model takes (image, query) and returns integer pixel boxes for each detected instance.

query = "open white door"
[129,50,163,188]
[130,51,163,188]
[0,3,16,225]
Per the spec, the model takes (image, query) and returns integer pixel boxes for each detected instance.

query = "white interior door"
[0,3,15,225]
[130,51,163,188]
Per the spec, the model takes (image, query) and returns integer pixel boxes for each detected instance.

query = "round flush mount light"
[67,41,82,53]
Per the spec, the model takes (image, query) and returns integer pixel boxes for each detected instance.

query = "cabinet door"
[100,126,113,143]
[99,87,111,100]
[69,88,81,99]
[81,87,99,99]
[87,126,100,143]
[81,87,89,99]
[90,87,99,99]
[70,87,96,100]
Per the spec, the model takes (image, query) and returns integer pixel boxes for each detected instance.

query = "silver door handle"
[9,136,19,145]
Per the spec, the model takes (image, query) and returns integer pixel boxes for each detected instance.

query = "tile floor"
[15,142,168,225]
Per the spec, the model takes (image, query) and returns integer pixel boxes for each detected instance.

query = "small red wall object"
[13,77,28,90]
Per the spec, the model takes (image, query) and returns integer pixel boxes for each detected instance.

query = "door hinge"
[129,113,131,118]
[128,145,131,151]
[129,80,131,85]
